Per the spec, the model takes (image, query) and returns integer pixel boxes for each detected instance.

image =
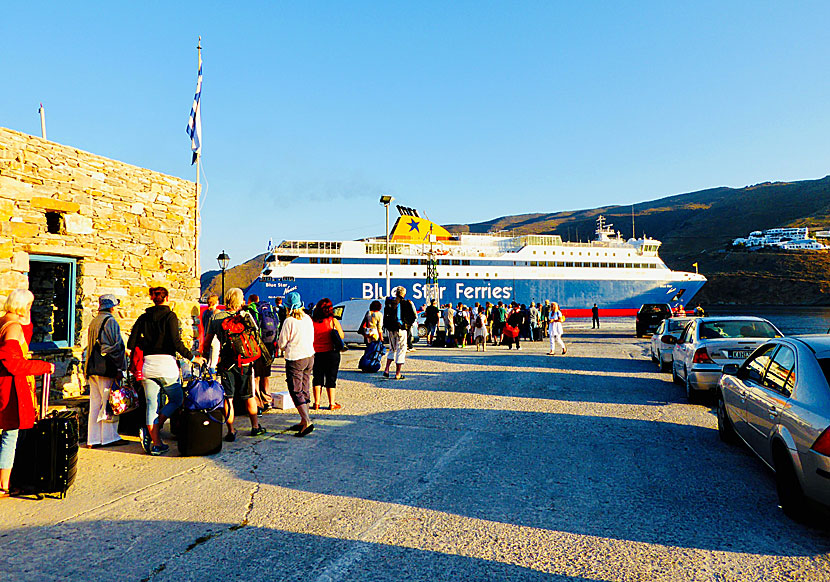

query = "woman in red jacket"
[0,289,54,498]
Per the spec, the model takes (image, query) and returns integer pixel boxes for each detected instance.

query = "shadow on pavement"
[227,407,829,559]
[0,518,594,582]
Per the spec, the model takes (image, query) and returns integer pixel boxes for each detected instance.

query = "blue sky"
[3,2,830,270]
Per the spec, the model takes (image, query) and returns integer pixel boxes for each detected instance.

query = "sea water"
[705,306,830,336]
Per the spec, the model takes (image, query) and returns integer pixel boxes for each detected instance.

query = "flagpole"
[194,36,202,280]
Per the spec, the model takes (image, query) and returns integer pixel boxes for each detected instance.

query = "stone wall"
[0,127,201,398]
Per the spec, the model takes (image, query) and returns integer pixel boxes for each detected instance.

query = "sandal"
[0,489,10,499]
[329,403,342,411]
[312,403,320,410]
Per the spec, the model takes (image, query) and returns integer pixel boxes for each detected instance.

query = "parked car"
[718,336,830,519]
[332,298,419,345]
[667,316,782,402]
[650,316,694,372]
[636,303,672,337]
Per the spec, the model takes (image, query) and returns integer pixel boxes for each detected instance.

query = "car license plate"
[731,350,751,359]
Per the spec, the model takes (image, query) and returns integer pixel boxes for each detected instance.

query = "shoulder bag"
[330,318,347,352]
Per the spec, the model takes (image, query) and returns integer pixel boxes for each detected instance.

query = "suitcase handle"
[40,372,51,419]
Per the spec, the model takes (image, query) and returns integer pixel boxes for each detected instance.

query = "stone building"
[0,127,201,398]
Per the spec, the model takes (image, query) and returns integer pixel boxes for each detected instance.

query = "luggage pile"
[10,373,79,499]
[177,365,225,456]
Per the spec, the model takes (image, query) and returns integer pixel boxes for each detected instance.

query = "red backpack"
[221,311,261,366]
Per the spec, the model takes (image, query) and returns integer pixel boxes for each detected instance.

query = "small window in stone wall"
[45,212,64,235]
[28,255,77,350]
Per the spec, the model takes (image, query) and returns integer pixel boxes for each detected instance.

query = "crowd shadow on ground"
[0,518,592,582]
[227,406,830,559]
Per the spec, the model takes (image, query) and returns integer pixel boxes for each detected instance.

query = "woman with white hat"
[84,294,128,448]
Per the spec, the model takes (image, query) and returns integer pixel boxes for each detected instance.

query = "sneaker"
[250,426,266,437]
[150,443,169,456]
[139,426,152,454]
[224,431,237,443]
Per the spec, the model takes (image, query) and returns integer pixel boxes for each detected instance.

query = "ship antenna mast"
[631,204,635,239]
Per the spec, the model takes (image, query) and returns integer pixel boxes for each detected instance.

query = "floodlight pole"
[380,195,394,297]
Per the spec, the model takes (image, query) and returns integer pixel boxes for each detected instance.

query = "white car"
[667,316,782,403]
[650,317,695,372]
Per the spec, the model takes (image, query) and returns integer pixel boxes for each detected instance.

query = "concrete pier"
[2,322,829,581]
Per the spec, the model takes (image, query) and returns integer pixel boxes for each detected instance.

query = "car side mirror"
[662,335,677,345]
[722,363,739,376]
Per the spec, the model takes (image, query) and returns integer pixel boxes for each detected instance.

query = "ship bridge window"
[332,258,341,264]
[556,261,564,267]
[600,262,608,268]
[625,263,633,268]
[565,262,574,267]
[309,257,318,264]
[462,260,470,266]
[591,262,599,268]
[649,263,657,269]
[281,276,294,281]
[530,261,537,267]
[440,259,449,265]
[320,258,331,264]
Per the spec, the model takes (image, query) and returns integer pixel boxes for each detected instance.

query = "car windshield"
[699,320,779,339]
[641,305,668,315]
[667,319,689,332]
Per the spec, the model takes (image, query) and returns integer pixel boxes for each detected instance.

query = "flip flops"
[329,403,342,410]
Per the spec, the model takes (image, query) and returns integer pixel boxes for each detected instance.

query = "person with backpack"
[128,286,203,455]
[274,296,287,357]
[84,294,128,448]
[200,288,266,443]
[382,287,417,380]
[200,295,221,372]
[453,303,469,348]
[492,301,507,345]
[503,302,525,350]
[246,294,275,414]
[311,298,344,411]
[548,302,567,355]
[473,306,488,351]
[276,292,315,437]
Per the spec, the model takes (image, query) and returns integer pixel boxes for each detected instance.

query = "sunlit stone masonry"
[0,127,201,398]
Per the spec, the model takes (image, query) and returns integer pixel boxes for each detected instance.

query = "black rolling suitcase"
[11,373,79,498]
[177,408,224,456]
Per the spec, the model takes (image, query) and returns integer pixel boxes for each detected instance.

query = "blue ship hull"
[245,276,706,314]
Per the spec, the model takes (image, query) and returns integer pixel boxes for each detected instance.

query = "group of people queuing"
[423,299,568,355]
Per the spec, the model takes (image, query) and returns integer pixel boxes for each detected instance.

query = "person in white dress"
[547,302,567,355]
[473,307,488,351]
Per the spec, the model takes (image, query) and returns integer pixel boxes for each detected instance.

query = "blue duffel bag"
[184,366,225,412]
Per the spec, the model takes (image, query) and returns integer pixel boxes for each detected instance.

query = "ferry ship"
[245,209,706,316]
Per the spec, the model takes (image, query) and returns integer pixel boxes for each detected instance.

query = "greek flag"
[186,53,202,165]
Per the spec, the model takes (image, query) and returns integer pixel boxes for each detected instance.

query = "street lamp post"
[217,250,230,303]
[379,195,394,298]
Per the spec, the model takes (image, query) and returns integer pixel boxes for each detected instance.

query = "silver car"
[650,316,695,372]
[718,336,830,518]
[668,316,782,402]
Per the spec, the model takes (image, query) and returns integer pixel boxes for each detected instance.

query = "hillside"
[201,177,830,305]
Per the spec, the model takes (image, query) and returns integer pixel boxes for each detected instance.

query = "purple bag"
[184,366,224,412]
